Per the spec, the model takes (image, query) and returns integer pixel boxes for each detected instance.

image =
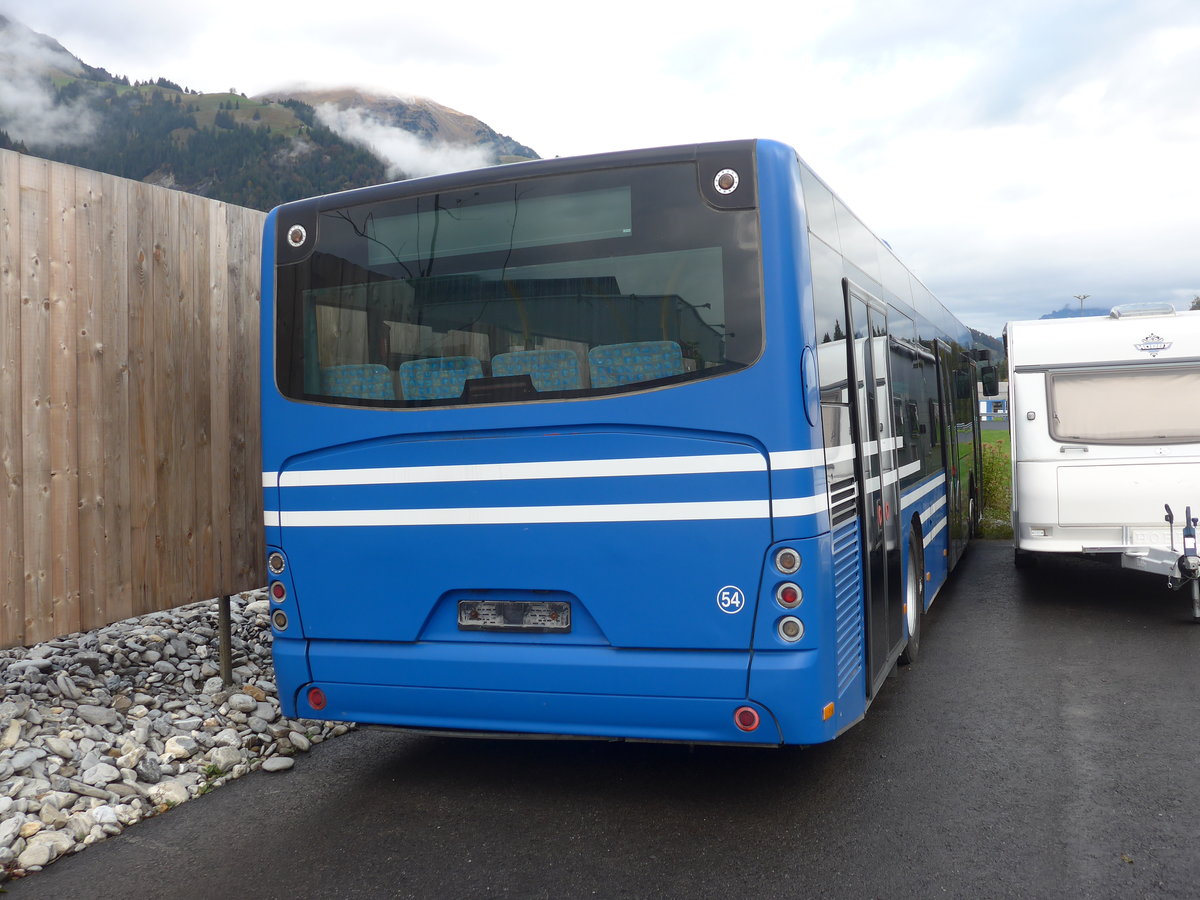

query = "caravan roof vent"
[1109,302,1176,319]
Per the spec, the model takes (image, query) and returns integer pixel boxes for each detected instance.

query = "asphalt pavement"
[8,541,1200,899]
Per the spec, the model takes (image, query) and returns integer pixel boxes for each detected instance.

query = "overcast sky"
[3,0,1198,337]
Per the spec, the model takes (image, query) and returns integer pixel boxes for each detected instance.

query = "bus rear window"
[275,163,762,408]
[1048,366,1200,444]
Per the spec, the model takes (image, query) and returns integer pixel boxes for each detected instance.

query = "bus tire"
[899,533,923,665]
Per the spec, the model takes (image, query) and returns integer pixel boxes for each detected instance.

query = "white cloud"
[0,16,97,145]
[314,104,493,180]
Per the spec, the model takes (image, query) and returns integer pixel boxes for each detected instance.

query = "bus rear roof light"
[734,706,760,732]
[714,169,740,194]
[268,552,286,575]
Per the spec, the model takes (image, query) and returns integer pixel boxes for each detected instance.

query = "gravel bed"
[0,590,351,882]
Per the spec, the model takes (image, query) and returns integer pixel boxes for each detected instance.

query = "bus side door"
[935,341,967,566]
[845,282,903,696]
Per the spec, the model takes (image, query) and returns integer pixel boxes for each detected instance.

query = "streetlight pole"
[1074,294,1091,314]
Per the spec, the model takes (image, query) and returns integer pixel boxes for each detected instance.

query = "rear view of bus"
[262,141,873,745]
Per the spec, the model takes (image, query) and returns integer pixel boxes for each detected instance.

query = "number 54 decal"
[716,585,746,614]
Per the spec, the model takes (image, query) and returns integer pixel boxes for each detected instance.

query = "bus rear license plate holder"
[458,599,571,633]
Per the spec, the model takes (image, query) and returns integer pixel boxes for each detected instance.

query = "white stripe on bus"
[268,452,767,488]
[923,515,948,547]
[263,441,920,492]
[919,494,947,524]
[901,473,947,508]
[263,493,828,528]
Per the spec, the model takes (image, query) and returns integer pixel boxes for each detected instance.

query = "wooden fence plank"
[152,187,187,610]
[75,168,106,632]
[127,180,157,619]
[19,155,52,645]
[227,206,264,588]
[0,150,25,648]
[48,161,81,639]
[192,200,214,601]
[208,202,233,597]
[100,172,132,627]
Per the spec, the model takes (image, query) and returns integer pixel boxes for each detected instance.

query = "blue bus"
[260,139,985,746]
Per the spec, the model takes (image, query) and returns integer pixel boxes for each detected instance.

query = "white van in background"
[1006,304,1200,618]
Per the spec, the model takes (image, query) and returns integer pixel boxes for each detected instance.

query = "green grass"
[980,427,1013,538]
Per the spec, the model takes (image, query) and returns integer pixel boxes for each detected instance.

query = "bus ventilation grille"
[829,478,858,527]
[832,518,864,696]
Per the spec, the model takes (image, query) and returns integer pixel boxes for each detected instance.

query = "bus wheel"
[899,533,923,665]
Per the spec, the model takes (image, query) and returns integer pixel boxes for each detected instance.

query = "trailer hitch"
[1165,504,1200,620]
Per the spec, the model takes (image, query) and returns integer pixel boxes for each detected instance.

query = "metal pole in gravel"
[220,594,234,685]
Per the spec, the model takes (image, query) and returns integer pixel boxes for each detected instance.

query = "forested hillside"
[0,15,538,211]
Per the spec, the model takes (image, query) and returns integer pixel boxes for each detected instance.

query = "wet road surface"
[8,541,1200,899]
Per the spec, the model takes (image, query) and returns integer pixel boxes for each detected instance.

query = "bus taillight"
[774,548,801,574]
[307,687,327,711]
[270,581,287,602]
[734,706,760,732]
[775,582,802,608]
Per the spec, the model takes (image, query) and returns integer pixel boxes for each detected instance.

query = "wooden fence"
[1,149,267,649]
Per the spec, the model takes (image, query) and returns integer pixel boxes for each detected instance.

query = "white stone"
[288,732,312,753]
[260,757,294,773]
[162,736,198,761]
[227,693,258,713]
[64,812,96,841]
[17,841,53,868]
[0,815,23,848]
[1,720,22,750]
[27,828,73,856]
[90,804,119,826]
[82,763,121,786]
[44,737,76,760]
[116,746,146,769]
[206,746,242,772]
[148,781,189,807]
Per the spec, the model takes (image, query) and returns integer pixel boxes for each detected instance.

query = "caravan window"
[1048,366,1200,444]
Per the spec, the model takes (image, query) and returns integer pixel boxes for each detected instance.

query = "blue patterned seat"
[320,364,395,400]
[491,349,582,392]
[399,356,484,400]
[588,341,684,388]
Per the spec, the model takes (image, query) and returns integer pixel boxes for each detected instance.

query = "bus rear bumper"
[272,639,835,745]
[290,681,784,745]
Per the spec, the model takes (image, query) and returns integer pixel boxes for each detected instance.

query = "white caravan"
[1006,304,1200,617]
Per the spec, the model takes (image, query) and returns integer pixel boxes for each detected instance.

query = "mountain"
[0,15,539,211]
[970,327,1004,363]
[269,88,538,166]
[1038,303,1110,320]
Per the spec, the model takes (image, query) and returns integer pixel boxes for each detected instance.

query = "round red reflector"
[307,687,327,711]
[734,706,760,732]
[781,586,798,605]
[270,581,286,601]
